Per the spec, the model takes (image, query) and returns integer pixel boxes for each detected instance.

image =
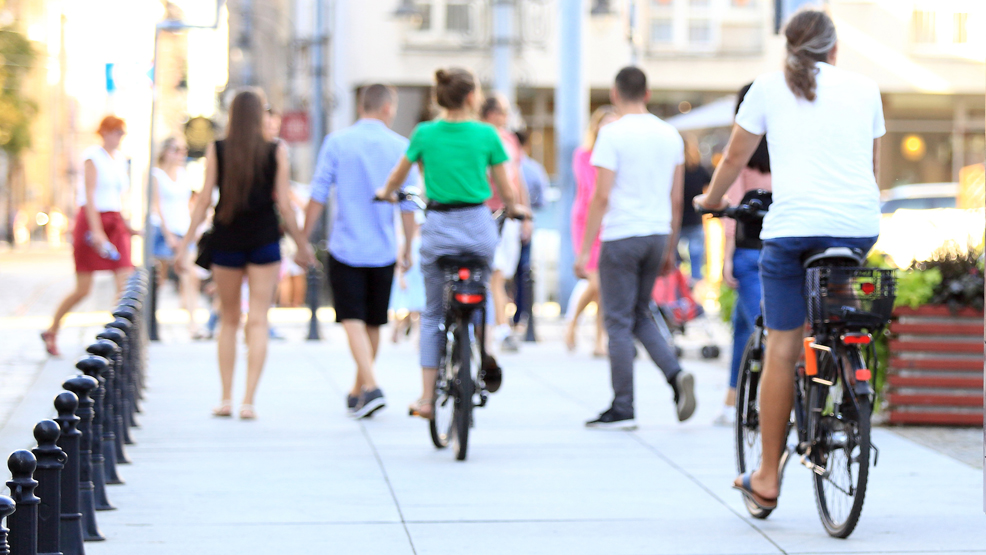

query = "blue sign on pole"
[105,63,116,93]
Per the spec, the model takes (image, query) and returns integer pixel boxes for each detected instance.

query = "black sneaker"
[352,388,386,419]
[481,354,502,393]
[585,408,637,430]
[346,394,359,414]
[672,372,696,422]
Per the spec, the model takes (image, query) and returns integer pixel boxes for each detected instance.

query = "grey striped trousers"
[418,205,499,368]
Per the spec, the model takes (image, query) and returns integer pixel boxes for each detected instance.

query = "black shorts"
[328,255,395,327]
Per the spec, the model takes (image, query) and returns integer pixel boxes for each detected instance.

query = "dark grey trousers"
[598,234,682,416]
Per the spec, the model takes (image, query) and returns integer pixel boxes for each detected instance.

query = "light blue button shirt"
[311,119,419,267]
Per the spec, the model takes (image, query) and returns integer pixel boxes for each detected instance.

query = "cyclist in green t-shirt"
[376,67,529,419]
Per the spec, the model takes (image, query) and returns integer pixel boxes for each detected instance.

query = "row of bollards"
[0,269,149,555]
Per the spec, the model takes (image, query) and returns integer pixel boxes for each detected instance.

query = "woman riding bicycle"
[695,9,885,510]
[376,67,529,419]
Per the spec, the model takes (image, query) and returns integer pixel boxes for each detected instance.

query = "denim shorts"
[212,241,281,269]
[152,226,184,259]
[759,236,877,331]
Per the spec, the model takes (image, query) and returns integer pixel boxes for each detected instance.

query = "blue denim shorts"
[759,236,878,331]
[212,241,281,269]
[152,226,184,259]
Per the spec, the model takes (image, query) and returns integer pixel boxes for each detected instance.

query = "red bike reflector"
[842,334,871,345]
[860,282,876,295]
[458,268,471,280]
[855,368,872,381]
[455,293,483,304]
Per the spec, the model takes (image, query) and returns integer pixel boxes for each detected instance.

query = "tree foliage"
[0,25,37,156]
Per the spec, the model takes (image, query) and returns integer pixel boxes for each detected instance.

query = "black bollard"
[61,376,103,542]
[114,301,145,404]
[0,495,15,555]
[86,338,124,478]
[110,307,142,419]
[75,356,114,512]
[305,265,322,340]
[33,420,66,555]
[104,318,135,444]
[54,392,83,555]
[95,328,129,466]
[7,450,39,555]
[523,264,537,343]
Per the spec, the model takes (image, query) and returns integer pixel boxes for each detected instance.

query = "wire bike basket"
[806,267,897,328]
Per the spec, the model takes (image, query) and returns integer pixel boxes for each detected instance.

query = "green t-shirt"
[405,120,509,204]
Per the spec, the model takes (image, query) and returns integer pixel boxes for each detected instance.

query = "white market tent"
[665,96,737,131]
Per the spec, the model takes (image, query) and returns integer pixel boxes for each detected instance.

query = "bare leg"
[490,270,508,327]
[277,275,292,307]
[113,268,133,297]
[565,274,599,350]
[343,320,378,397]
[242,262,280,408]
[291,274,306,307]
[180,254,201,335]
[367,325,381,360]
[736,328,801,500]
[48,272,94,336]
[213,266,245,404]
[724,387,737,407]
[589,272,607,356]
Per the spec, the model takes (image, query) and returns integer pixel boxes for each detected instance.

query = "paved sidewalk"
[71,322,985,554]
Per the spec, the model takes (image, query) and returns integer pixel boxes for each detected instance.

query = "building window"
[953,12,968,44]
[416,3,432,31]
[651,18,674,44]
[689,19,712,44]
[912,10,936,44]
[446,3,471,33]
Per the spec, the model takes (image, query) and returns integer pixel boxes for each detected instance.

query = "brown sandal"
[408,399,434,420]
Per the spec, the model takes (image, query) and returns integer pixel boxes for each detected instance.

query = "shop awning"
[666,96,737,131]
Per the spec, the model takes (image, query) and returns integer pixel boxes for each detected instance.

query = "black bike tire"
[810,347,871,538]
[734,331,772,520]
[452,322,473,461]
[429,344,454,449]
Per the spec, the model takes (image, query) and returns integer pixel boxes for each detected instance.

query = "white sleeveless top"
[151,167,192,235]
[78,145,129,212]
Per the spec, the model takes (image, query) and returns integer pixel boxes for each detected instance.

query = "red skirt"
[73,209,134,273]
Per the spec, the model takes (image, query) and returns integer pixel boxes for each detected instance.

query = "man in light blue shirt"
[303,84,418,419]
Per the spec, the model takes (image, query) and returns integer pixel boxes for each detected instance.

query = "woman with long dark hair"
[697,9,885,509]
[176,88,315,419]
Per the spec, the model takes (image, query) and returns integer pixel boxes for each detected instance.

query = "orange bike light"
[842,334,871,345]
[803,337,818,376]
[458,268,471,280]
[855,368,872,381]
[454,293,483,304]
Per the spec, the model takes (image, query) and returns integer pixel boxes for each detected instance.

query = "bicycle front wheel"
[810,347,871,538]
[734,330,771,519]
[452,322,473,461]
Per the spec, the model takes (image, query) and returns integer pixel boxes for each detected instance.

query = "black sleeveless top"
[212,140,281,251]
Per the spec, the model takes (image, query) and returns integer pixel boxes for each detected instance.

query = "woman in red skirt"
[41,115,136,356]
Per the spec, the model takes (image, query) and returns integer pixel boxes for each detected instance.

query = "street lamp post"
[145,2,227,341]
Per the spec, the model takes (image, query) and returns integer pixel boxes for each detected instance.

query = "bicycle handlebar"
[696,203,768,221]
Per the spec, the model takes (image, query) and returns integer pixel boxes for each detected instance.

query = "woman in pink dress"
[565,105,618,356]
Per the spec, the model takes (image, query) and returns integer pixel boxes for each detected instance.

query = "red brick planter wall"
[886,306,984,426]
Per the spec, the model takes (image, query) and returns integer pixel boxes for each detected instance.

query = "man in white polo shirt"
[575,66,697,429]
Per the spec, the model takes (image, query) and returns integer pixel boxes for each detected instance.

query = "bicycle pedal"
[871,442,879,467]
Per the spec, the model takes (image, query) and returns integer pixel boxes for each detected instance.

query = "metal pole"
[306,0,326,341]
[628,0,639,66]
[555,0,585,313]
[492,0,515,107]
[145,28,161,341]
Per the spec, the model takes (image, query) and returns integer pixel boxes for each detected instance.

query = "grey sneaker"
[585,408,637,430]
[352,388,386,419]
[673,372,697,422]
[346,394,359,414]
[501,335,519,353]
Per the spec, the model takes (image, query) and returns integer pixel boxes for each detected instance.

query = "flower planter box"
[885,305,984,426]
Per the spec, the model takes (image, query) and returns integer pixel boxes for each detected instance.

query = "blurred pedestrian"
[390,210,426,343]
[175,88,315,420]
[151,136,201,338]
[697,9,884,509]
[575,67,696,429]
[42,115,136,357]
[480,94,531,353]
[511,129,548,333]
[679,137,711,285]
[303,84,418,419]
[566,105,617,357]
[714,83,773,427]
[376,67,528,420]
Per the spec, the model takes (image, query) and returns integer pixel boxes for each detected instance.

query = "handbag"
[194,228,214,270]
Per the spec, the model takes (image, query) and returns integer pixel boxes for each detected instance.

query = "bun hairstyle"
[434,67,477,110]
[784,9,837,102]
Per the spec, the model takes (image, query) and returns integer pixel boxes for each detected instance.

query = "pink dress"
[571,147,601,271]
[723,167,772,241]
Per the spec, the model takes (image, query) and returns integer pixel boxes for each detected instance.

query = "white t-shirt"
[151,167,192,235]
[78,145,129,212]
[590,113,684,242]
[735,62,885,240]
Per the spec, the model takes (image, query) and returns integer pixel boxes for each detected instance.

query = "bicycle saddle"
[801,247,865,269]
[437,255,489,272]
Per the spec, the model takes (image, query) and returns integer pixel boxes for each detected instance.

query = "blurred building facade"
[292,0,984,190]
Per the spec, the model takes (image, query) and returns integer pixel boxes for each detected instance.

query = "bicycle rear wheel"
[810,347,871,538]
[734,330,771,519]
[452,322,473,461]
[429,326,456,449]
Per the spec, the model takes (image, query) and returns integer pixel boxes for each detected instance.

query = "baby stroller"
[650,268,720,359]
